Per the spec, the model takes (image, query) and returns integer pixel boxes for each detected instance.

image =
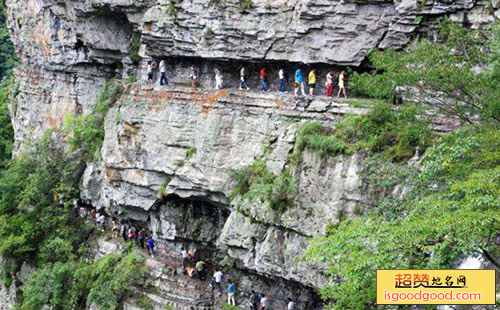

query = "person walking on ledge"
[147,61,154,84]
[240,66,250,90]
[294,68,306,96]
[249,290,259,310]
[159,59,168,85]
[308,69,316,96]
[181,247,189,274]
[215,66,223,89]
[259,67,268,91]
[326,71,334,97]
[338,70,347,98]
[260,294,271,310]
[190,64,198,89]
[138,228,146,249]
[279,68,286,93]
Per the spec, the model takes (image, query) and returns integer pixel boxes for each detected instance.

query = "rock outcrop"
[4,0,500,309]
[6,0,498,150]
[78,84,369,308]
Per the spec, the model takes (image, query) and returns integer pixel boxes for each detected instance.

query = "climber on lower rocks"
[227,279,236,305]
[147,235,155,257]
[196,260,207,280]
[211,268,224,295]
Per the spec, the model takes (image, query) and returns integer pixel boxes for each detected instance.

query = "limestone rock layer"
[4,0,499,309]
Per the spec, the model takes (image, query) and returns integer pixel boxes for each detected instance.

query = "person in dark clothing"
[138,228,146,249]
[159,59,168,85]
[120,223,128,241]
[249,290,259,310]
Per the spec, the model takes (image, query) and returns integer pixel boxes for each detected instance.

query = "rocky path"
[97,236,246,310]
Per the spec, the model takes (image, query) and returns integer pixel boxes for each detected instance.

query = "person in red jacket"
[259,67,267,91]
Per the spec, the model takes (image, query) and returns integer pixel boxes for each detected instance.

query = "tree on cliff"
[0,1,17,79]
[307,21,500,309]
[0,2,17,169]
[350,20,500,125]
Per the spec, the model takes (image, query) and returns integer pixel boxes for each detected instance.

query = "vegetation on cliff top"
[292,103,432,162]
[350,20,500,125]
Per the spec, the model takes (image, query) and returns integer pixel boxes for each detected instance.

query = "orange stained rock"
[33,24,52,58]
[275,97,282,108]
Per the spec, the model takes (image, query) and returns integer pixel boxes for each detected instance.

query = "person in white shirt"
[279,68,286,93]
[180,247,189,273]
[159,60,168,85]
[215,66,223,89]
[260,294,270,310]
[287,298,296,310]
[212,269,224,294]
[190,64,197,89]
[239,67,250,90]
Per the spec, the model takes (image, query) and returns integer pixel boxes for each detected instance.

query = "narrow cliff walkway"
[125,82,461,132]
[96,236,245,310]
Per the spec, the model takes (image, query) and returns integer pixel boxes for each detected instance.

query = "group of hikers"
[145,60,348,98]
[76,203,157,257]
[179,247,297,309]
[70,198,298,309]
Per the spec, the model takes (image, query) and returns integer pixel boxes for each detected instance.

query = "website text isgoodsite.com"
[383,290,481,303]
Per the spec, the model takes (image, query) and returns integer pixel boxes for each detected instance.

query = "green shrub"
[293,103,433,162]
[20,252,148,310]
[125,73,137,84]
[221,303,243,310]
[0,131,84,264]
[2,273,11,287]
[129,33,141,64]
[0,10,18,79]
[203,26,214,37]
[221,256,237,273]
[135,296,153,310]
[167,1,176,15]
[292,122,347,161]
[63,80,122,161]
[239,0,254,10]
[230,158,295,213]
[38,237,75,264]
[158,179,170,198]
[185,146,197,158]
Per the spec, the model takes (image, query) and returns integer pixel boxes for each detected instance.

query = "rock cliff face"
[79,85,369,308]
[4,0,499,309]
[6,0,498,149]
